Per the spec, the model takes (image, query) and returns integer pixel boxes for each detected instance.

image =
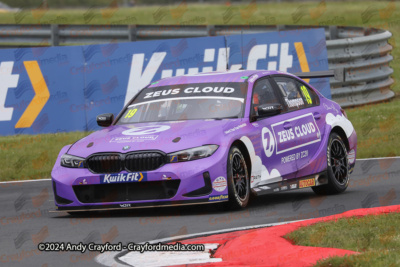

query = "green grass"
[346,98,400,159]
[0,132,89,181]
[285,213,400,266]
[0,1,399,180]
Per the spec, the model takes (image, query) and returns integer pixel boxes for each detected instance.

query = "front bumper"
[51,148,229,211]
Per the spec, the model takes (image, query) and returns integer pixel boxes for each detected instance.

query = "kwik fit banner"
[0,28,329,135]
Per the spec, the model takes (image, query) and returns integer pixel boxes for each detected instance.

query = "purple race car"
[51,70,357,213]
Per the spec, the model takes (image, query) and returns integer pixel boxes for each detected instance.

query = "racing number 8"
[125,109,137,119]
[300,86,312,105]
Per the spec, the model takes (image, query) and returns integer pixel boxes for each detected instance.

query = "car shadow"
[53,188,337,219]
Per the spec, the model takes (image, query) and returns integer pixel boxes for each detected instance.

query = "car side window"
[251,78,280,116]
[272,76,306,112]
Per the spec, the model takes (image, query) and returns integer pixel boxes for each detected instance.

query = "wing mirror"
[257,103,283,118]
[96,113,114,127]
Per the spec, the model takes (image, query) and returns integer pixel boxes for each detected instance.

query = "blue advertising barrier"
[0,46,86,135]
[225,28,330,98]
[82,36,227,131]
[0,28,329,135]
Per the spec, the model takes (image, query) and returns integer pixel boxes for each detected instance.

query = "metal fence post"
[128,25,137,42]
[207,25,215,36]
[51,24,59,46]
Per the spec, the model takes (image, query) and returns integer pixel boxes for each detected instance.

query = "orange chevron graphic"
[15,61,49,128]
[138,173,144,182]
[294,42,310,83]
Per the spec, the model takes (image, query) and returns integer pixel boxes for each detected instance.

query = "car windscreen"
[116,82,247,124]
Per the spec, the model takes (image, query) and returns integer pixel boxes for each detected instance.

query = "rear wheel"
[225,146,250,210]
[312,132,349,195]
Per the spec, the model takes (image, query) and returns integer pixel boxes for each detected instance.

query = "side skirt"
[251,171,328,196]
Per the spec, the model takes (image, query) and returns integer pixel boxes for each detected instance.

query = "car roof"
[147,69,296,88]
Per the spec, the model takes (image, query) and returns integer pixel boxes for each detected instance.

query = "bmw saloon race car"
[51,69,357,213]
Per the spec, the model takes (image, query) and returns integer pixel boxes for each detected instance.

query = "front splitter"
[50,199,228,213]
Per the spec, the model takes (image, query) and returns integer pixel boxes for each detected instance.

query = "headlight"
[60,154,86,168]
[168,145,219,163]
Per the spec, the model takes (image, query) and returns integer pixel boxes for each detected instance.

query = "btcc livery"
[51,70,357,213]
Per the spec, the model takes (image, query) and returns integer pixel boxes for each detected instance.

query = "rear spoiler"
[293,69,345,82]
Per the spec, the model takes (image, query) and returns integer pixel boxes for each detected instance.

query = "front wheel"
[225,146,250,210]
[312,132,349,195]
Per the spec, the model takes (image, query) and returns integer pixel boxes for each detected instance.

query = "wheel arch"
[230,140,252,178]
[330,126,350,151]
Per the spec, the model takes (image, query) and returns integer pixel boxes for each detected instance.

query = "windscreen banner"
[0,28,329,135]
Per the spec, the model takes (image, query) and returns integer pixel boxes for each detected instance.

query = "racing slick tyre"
[312,132,349,195]
[225,146,250,210]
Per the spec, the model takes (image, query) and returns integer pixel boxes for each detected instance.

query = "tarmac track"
[0,157,399,267]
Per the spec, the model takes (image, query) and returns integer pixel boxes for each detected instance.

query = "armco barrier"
[326,27,394,107]
[0,24,393,107]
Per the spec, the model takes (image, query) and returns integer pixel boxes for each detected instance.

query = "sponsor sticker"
[75,177,93,185]
[122,125,170,136]
[120,204,131,208]
[262,127,275,157]
[212,176,227,192]
[271,113,321,154]
[300,86,312,104]
[100,173,147,184]
[110,136,158,143]
[251,174,261,185]
[286,98,304,108]
[281,186,288,191]
[144,86,236,99]
[290,184,297,189]
[260,186,271,190]
[323,103,339,114]
[209,195,228,202]
[162,174,172,180]
[299,178,316,188]
[169,155,178,163]
[136,82,247,102]
[273,188,279,192]
[124,108,138,119]
[348,149,356,164]
[248,74,258,83]
[224,123,246,134]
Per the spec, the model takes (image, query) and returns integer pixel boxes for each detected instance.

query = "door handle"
[283,121,292,129]
[313,112,321,120]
